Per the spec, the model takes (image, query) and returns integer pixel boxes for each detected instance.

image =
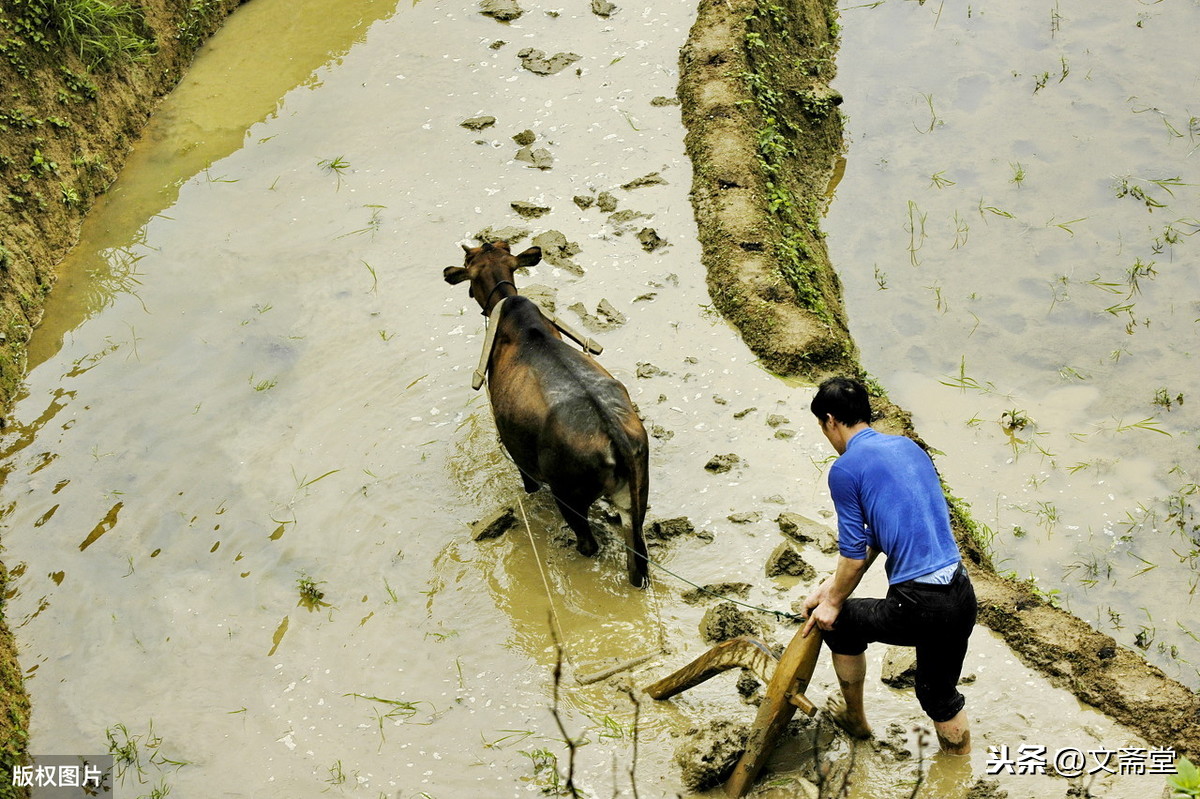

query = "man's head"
[810,376,872,427]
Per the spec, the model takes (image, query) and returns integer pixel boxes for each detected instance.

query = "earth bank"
[679,0,1200,764]
[0,0,245,787]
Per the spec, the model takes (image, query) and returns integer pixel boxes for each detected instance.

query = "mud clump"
[700,601,760,643]
[475,225,530,246]
[880,646,918,689]
[460,115,497,130]
[622,172,667,190]
[480,0,524,21]
[704,453,741,473]
[647,517,694,541]
[637,227,667,252]
[510,201,550,219]
[777,512,838,554]
[471,506,516,541]
[530,230,582,274]
[590,0,618,18]
[569,299,625,331]
[764,542,815,580]
[675,719,749,792]
[517,48,581,76]
[681,582,752,605]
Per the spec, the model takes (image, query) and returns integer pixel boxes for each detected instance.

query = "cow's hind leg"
[552,490,599,558]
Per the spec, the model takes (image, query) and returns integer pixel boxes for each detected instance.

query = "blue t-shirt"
[828,428,960,584]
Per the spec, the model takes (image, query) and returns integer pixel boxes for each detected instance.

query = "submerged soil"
[679,0,1200,764]
[0,0,243,784]
[0,0,1196,793]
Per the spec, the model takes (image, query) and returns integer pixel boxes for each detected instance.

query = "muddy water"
[0,0,1178,797]
[825,0,1200,691]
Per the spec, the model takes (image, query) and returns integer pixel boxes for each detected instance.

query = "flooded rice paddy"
[0,0,1189,796]
[826,0,1200,689]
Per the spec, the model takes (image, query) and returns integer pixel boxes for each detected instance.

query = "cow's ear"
[515,246,542,268]
[444,266,469,285]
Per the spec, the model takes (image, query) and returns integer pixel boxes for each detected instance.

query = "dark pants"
[823,565,977,723]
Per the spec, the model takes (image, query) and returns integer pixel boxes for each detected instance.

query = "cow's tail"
[614,427,650,589]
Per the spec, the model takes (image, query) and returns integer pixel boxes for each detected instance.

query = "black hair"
[810,376,873,426]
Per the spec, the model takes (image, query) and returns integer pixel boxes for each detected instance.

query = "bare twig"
[548,621,581,798]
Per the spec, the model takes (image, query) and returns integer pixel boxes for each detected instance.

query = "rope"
[487,417,806,623]
[515,493,577,670]
[503,447,803,624]
[471,314,803,675]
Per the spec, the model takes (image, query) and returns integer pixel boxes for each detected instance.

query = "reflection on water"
[826,0,1200,685]
[28,0,398,372]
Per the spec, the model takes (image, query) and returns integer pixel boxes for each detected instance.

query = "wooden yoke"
[645,628,823,798]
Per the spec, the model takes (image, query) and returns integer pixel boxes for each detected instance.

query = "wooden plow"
[645,629,823,797]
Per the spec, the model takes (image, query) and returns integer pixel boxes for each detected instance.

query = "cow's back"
[487,298,644,485]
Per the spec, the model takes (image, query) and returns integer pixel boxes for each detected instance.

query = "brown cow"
[444,240,650,587]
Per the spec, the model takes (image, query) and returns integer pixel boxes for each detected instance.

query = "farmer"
[801,376,976,754]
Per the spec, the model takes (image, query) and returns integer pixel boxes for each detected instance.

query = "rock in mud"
[517,48,581,76]
[774,428,796,439]
[530,230,581,274]
[510,201,550,219]
[638,227,667,252]
[733,407,757,419]
[596,191,618,212]
[727,511,761,525]
[475,225,530,246]
[460,115,497,131]
[681,582,752,605]
[512,129,537,146]
[514,145,554,170]
[590,0,617,17]
[472,506,516,541]
[765,542,815,579]
[766,413,790,427]
[647,517,694,541]
[700,601,760,643]
[650,95,680,106]
[777,512,839,554]
[704,453,741,473]
[572,194,595,209]
[880,646,917,689]
[621,172,667,190]
[675,719,749,792]
[480,0,523,21]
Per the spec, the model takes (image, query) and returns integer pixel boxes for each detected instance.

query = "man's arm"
[802,547,879,637]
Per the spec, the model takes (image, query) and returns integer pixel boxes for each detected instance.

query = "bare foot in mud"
[824,696,872,740]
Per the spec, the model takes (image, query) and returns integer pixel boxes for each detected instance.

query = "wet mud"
[680,0,1200,765]
[0,0,1196,795]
